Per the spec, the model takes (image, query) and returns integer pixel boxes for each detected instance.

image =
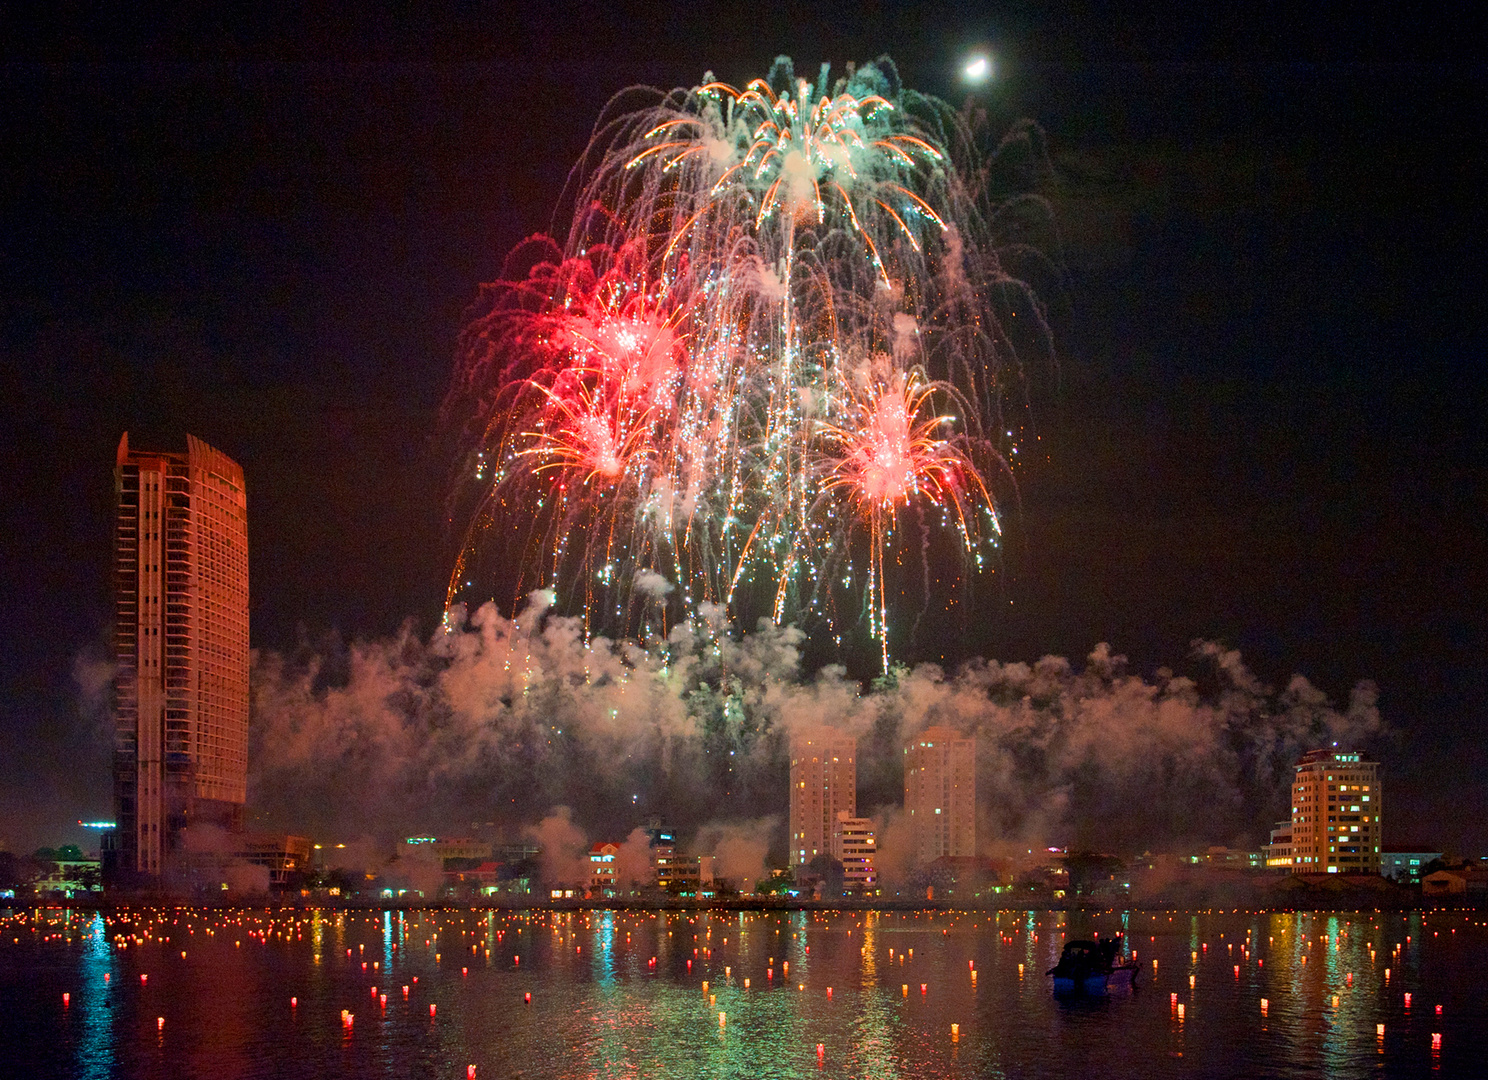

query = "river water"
[3,906,1484,1078]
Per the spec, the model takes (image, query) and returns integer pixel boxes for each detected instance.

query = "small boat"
[1047,935,1139,994]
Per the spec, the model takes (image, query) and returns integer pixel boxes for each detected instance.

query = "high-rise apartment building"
[789,727,856,867]
[110,433,249,879]
[1289,748,1380,874]
[832,811,878,893]
[904,725,976,863]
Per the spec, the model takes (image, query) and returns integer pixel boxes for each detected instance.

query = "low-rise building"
[832,812,877,894]
[589,842,620,894]
[236,834,312,890]
[1203,846,1264,869]
[401,836,493,862]
[657,854,715,895]
[1381,848,1442,884]
[1421,867,1488,896]
[1264,822,1293,868]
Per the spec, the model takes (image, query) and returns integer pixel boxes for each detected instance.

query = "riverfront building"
[789,728,857,867]
[1289,748,1381,874]
[108,434,248,880]
[904,725,976,863]
[832,811,878,893]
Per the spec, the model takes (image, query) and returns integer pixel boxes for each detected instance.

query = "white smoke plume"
[249,597,1383,871]
[693,816,778,890]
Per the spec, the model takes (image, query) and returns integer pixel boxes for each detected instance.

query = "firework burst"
[446,56,1054,668]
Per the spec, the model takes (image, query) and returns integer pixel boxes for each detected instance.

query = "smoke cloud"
[249,597,1383,874]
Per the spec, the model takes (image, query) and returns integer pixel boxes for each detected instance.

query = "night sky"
[2,6,1483,853]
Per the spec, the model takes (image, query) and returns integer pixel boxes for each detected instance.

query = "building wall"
[1381,851,1441,883]
[789,728,857,867]
[832,811,877,892]
[112,433,248,877]
[1289,749,1380,874]
[904,725,976,863]
[1264,821,1293,868]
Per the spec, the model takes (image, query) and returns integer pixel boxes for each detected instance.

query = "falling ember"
[445,55,1046,668]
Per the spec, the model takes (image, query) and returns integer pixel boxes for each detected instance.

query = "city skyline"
[2,11,1485,856]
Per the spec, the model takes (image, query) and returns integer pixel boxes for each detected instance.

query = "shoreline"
[8,895,1485,915]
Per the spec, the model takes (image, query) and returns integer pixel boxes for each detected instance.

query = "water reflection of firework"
[447,56,1054,667]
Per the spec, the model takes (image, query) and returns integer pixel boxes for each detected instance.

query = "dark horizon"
[2,7,1484,856]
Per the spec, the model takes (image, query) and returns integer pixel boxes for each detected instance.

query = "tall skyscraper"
[110,434,249,879]
[904,725,976,863]
[789,727,856,867]
[1288,748,1381,874]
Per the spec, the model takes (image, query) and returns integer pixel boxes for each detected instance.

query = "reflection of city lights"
[963,54,992,83]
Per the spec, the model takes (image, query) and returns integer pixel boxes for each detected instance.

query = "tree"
[755,867,795,896]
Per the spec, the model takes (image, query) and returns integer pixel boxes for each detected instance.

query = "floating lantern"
[1436,1004,1443,1015]
[1170,993,1177,1005]
[62,992,70,1006]
[1017,964,1024,976]
[524,992,531,1004]
[468,1067,476,1079]
[1405,993,1412,1008]
[158,1017,164,1031]
[141,974,148,984]
[1332,995,1339,1008]
[429,1004,437,1018]
[902,984,909,996]
[291,997,297,1008]
[1376,1024,1385,1037]
[920,984,927,995]
[1177,1004,1185,1019]
[380,994,387,1007]
[827,987,833,998]
[951,1024,959,1039]
[1189,975,1196,989]
[1432,1033,1442,1049]
[718,1012,726,1027]
[743,978,750,989]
